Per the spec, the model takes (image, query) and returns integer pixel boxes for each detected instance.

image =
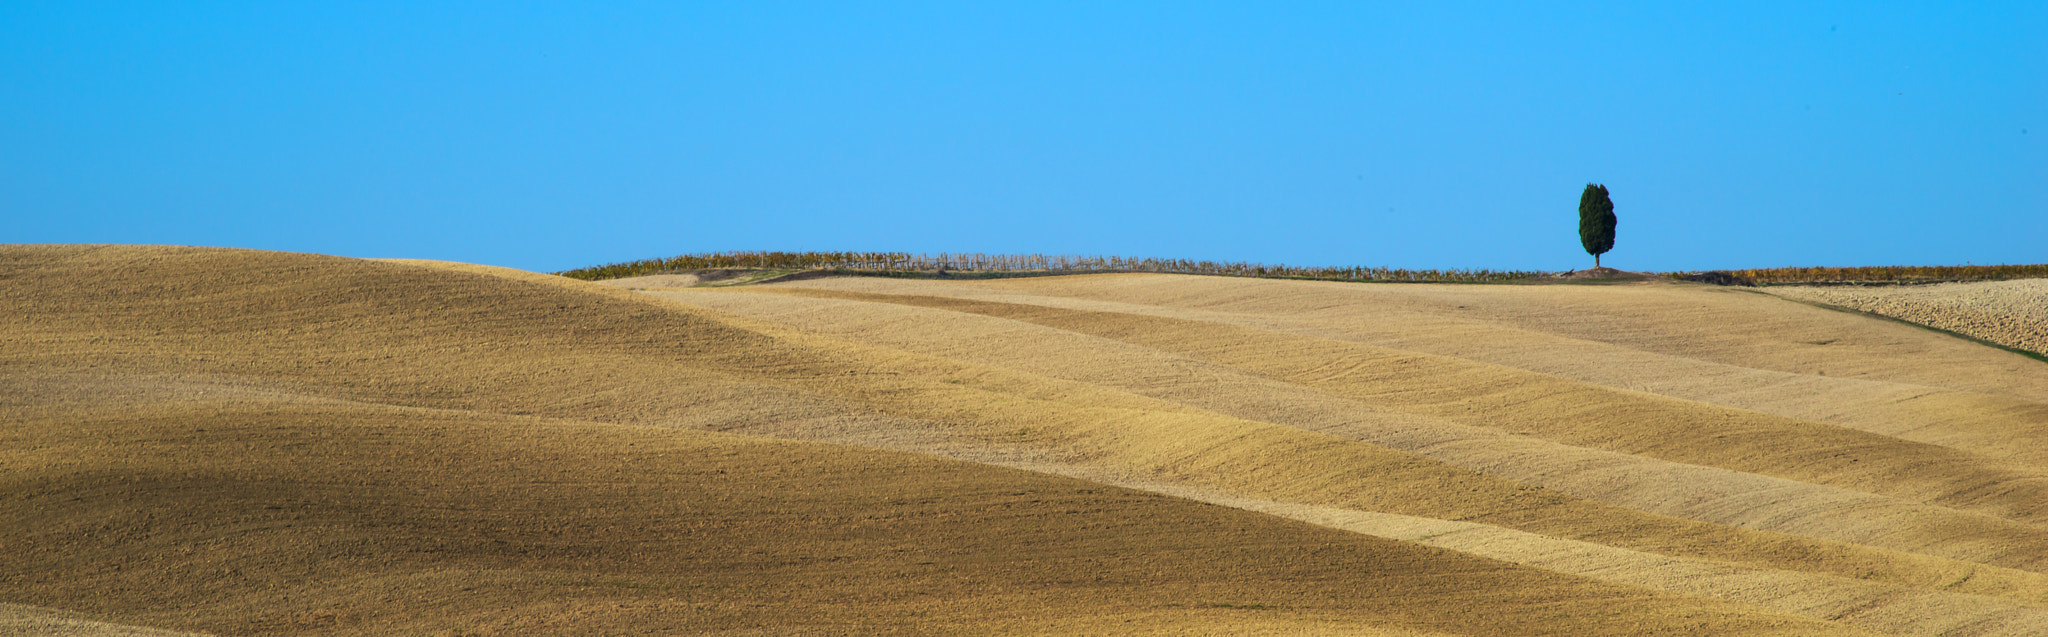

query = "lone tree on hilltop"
[1578,183,1617,268]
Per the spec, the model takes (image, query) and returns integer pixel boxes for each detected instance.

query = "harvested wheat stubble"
[650,271,2048,635]
[1767,279,2048,357]
[12,246,2048,636]
[5,245,1872,636]
[749,274,2048,460]
[685,287,2048,555]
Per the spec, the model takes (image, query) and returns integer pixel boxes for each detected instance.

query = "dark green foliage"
[1578,184,1617,268]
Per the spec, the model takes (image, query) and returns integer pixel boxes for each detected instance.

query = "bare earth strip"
[11,246,2048,635]
[1766,280,2048,357]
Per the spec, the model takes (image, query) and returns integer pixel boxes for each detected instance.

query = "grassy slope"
[0,245,1861,636]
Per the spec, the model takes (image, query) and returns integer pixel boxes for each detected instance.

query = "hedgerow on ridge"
[557,251,2048,286]
[1728,264,2048,285]
[554,251,1546,284]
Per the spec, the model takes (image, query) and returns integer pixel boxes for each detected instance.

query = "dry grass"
[9,245,2046,634]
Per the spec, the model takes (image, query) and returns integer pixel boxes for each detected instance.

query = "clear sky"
[5,2,2042,273]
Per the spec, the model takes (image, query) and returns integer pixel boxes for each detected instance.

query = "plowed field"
[1767,280,2048,357]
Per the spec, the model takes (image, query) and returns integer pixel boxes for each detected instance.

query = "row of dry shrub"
[1728,264,2048,285]
[555,251,1546,284]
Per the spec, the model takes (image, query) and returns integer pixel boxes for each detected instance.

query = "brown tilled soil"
[1767,279,2048,356]
[9,245,2047,635]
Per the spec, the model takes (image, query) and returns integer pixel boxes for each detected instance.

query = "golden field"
[6,245,2048,635]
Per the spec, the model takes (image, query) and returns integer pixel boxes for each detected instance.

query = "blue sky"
[5,2,2042,273]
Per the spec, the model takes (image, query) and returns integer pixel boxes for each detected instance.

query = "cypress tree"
[1578,183,1617,268]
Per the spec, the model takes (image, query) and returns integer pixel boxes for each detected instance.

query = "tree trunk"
[1595,254,1602,268]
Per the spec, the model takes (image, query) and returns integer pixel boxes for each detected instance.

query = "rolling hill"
[7,245,2046,635]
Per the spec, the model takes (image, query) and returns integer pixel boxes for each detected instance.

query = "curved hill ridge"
[3,245,2041,635]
